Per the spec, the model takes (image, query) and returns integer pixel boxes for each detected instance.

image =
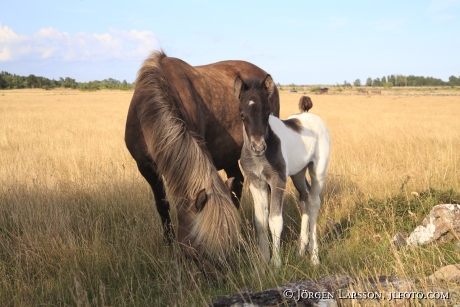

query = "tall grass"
[1,89,459,306]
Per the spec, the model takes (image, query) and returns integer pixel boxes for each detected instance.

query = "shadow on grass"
[1,182,459,306]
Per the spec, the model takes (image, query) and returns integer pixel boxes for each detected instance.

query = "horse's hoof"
[270,257,282,269]
[298,248,306,257]
[311,256,320,266]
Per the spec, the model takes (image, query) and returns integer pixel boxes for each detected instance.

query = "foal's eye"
[240,113,245,119]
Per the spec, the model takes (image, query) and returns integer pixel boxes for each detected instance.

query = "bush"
[383,82,393,89]
[79,82,100,91]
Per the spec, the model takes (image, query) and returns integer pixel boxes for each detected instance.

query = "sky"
[1,0,459,85]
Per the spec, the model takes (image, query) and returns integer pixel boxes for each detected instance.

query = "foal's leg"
[249,179,270,262]
[306,161,327,265]
[268,178,286,268]
[290,167,311,257]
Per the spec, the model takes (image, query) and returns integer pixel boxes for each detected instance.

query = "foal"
[234,75,330,267]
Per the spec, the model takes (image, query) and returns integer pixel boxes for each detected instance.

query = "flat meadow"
[1,88,459,306]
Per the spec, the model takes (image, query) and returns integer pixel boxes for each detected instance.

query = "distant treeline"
[0,71,133,91]
[2,71,460,90]
[347,74,460,88]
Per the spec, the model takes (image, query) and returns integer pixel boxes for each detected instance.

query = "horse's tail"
[134,50,240,264]
[299,96,313,113]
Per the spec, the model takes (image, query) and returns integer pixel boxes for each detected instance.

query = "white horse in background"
[234,76,330,267]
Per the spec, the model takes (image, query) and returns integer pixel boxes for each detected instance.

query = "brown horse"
[124,51,280,277]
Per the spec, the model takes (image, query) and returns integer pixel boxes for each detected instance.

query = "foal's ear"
[234,76,244,100]
[194,189,208,213]
[264,74,275,96]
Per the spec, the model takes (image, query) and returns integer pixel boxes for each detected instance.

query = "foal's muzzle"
[250,140,267,157]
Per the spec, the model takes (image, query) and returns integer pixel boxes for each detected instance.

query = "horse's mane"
[135,50,240,262]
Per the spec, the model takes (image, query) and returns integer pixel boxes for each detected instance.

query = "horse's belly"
[285,135,315,176]
[207,134,243,170]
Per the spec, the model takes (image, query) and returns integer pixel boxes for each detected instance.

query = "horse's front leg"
[249,178,270,262]
[268,178,286,268]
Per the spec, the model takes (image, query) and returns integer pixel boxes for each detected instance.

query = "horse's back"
[287,113,330,144]
[268,116,313,176]
[196,60,270,80]
[270,113,330,176]
[288,113,330,176]
[195,60,280,117]
[127,53,280,171]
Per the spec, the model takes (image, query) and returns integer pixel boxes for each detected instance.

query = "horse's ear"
[264,74,275,96]
[234,76,244,100]
[225,177,235,192]
[194,189,208,213]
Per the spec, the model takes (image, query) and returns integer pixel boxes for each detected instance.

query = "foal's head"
[234,75,275,156]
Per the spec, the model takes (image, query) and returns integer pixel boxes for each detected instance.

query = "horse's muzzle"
[250,140,267,157]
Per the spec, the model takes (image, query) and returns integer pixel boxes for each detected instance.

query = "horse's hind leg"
[224,162,244,208]
[306,160,327,265]
[290,167,311,257]
[136,159,174,244]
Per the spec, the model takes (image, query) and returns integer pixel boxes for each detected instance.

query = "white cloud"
[0,47,12,61]
[0,23,23,43]
[0,23,159,62]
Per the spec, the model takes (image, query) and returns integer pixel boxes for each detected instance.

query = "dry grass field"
[279,92,460,213]
[1,88,459,306]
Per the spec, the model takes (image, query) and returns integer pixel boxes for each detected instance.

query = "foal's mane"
[135,51,240,261]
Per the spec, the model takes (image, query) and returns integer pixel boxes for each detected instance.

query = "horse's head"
[234,75,275,157]
[299,95,313,113]
[177,176,240,280]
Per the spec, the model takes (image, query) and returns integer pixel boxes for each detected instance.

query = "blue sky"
[1,0,459,85]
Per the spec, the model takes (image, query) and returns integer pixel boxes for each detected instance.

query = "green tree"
[63,77,77,89]
[365,77,372,86]
[448,75,460,86]
[372,78,382,86]
[27,74,37,88]
[389,75,396,85]
[0,75,6,89]
[353,79,361,87]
